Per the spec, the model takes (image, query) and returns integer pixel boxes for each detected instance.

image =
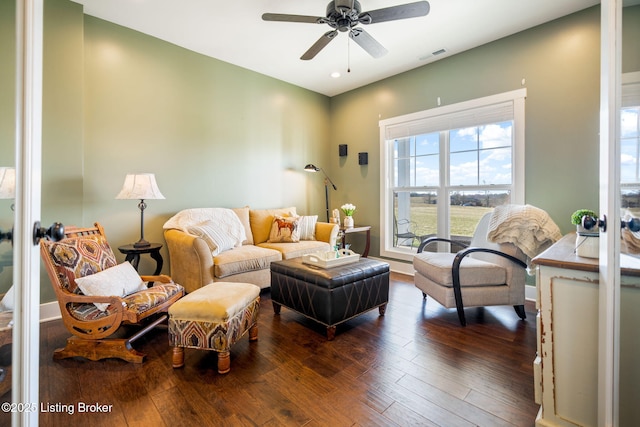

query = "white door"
[599,1,640,426]
[11,1,44,426]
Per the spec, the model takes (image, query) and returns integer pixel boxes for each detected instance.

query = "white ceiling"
[70,0,601,97]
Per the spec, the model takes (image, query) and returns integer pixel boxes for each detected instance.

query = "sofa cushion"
[413,252,506,287]
[231,206,253,245]
[298,215,318,240]
[258,240,331,260]
[214,245,282,279]
[268,216,300,243]
[250,207,297,245]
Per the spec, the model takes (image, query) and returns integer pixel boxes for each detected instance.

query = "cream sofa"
[163,206,339,293]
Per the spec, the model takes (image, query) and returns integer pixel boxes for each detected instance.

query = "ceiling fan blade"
[359,1,430,24]
[349,28,388,58]
[262,13,324,24]
[301,30,339,60]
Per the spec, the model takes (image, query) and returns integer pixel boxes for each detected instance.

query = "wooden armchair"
[40,223,184,363]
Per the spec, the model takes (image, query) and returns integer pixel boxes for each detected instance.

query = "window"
[379,89,526,261]
[621,72,640,213]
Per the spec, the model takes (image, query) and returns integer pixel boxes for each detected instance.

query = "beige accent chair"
[413,212,527,326]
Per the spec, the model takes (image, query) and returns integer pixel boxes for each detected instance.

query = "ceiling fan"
[262,1,430,60]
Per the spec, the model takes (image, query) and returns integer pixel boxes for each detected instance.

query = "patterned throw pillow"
[298,215,318,240]
[267,216,300,243]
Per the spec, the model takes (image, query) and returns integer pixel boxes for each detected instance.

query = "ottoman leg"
[379,303,387,316]
[172,347,185,369]
[249,324,258,341]
[217,351,231,374]
[326,326,336,341]
[273,302,281,314]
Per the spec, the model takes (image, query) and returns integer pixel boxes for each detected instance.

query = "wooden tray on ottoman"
[270,257,390,340]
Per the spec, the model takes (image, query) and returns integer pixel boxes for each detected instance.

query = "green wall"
[3,1,639,302]
[60,2,332,283]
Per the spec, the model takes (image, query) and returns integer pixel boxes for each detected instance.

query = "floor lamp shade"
[116,173,165,247]
[0,167,16,199]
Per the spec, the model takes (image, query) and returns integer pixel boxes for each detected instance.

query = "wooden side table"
[118,243,164,275]
[340,225,371,257]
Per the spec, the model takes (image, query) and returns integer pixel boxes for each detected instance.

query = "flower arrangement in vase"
[341,203,356,228]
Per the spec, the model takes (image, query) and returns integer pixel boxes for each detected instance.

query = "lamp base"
[133,239,151,248]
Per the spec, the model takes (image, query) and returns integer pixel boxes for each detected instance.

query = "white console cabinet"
[532,234,640,426]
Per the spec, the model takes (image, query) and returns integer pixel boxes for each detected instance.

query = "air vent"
[418,48,447,61]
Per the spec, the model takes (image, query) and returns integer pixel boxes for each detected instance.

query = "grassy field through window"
[397,204,493,248]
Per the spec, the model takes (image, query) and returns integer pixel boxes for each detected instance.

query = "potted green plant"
[571,209,597,231]
[571,209,598,258]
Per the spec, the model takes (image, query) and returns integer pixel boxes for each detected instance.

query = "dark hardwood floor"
[1,273,539,426]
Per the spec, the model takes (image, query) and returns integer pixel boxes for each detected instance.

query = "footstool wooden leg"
[172,347,185,368]
[249,324,258,341]
[217,351,231,374]
[379,303,387,316]
[273,302,281,314]
[326,326,336,341]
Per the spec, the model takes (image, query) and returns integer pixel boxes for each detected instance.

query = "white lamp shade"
[0,167,16,199]
[115,173,165,200]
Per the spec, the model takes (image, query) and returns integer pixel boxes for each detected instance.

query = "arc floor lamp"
[304,164,336,222]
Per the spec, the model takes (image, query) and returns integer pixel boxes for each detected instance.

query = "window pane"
[416,154,439,186]
[621,107,640,184]
[622,108,639,138]
[479,147,512,185]
[450,151,478,185]
[394,191,437,249]
[479,122,512,149]
[415,133,439,156]
[450,127,478,152]
[449,190,511,239]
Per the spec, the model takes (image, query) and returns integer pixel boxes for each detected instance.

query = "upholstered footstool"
[168,282,260,374]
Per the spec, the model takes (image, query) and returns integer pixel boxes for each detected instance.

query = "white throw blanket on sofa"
[163,208,246,255]
[487,204,562,259]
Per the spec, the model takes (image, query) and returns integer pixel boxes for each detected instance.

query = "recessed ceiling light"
[331,72,341,78]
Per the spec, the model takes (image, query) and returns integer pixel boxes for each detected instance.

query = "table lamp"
[116,173,165,248]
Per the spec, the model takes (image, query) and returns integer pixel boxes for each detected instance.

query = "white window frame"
[379,89,527,262]
[621,72,640,196]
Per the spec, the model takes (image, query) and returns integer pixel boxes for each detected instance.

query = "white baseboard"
[373,256,537,302]
[40,300,61,323]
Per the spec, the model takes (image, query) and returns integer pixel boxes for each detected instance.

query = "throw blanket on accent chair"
[487,204,563,259]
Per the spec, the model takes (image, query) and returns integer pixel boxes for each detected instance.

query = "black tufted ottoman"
[270,257,390,340]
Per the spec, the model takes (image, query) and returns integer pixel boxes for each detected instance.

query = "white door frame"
[12,1,43,426]
[598,0,622,426]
